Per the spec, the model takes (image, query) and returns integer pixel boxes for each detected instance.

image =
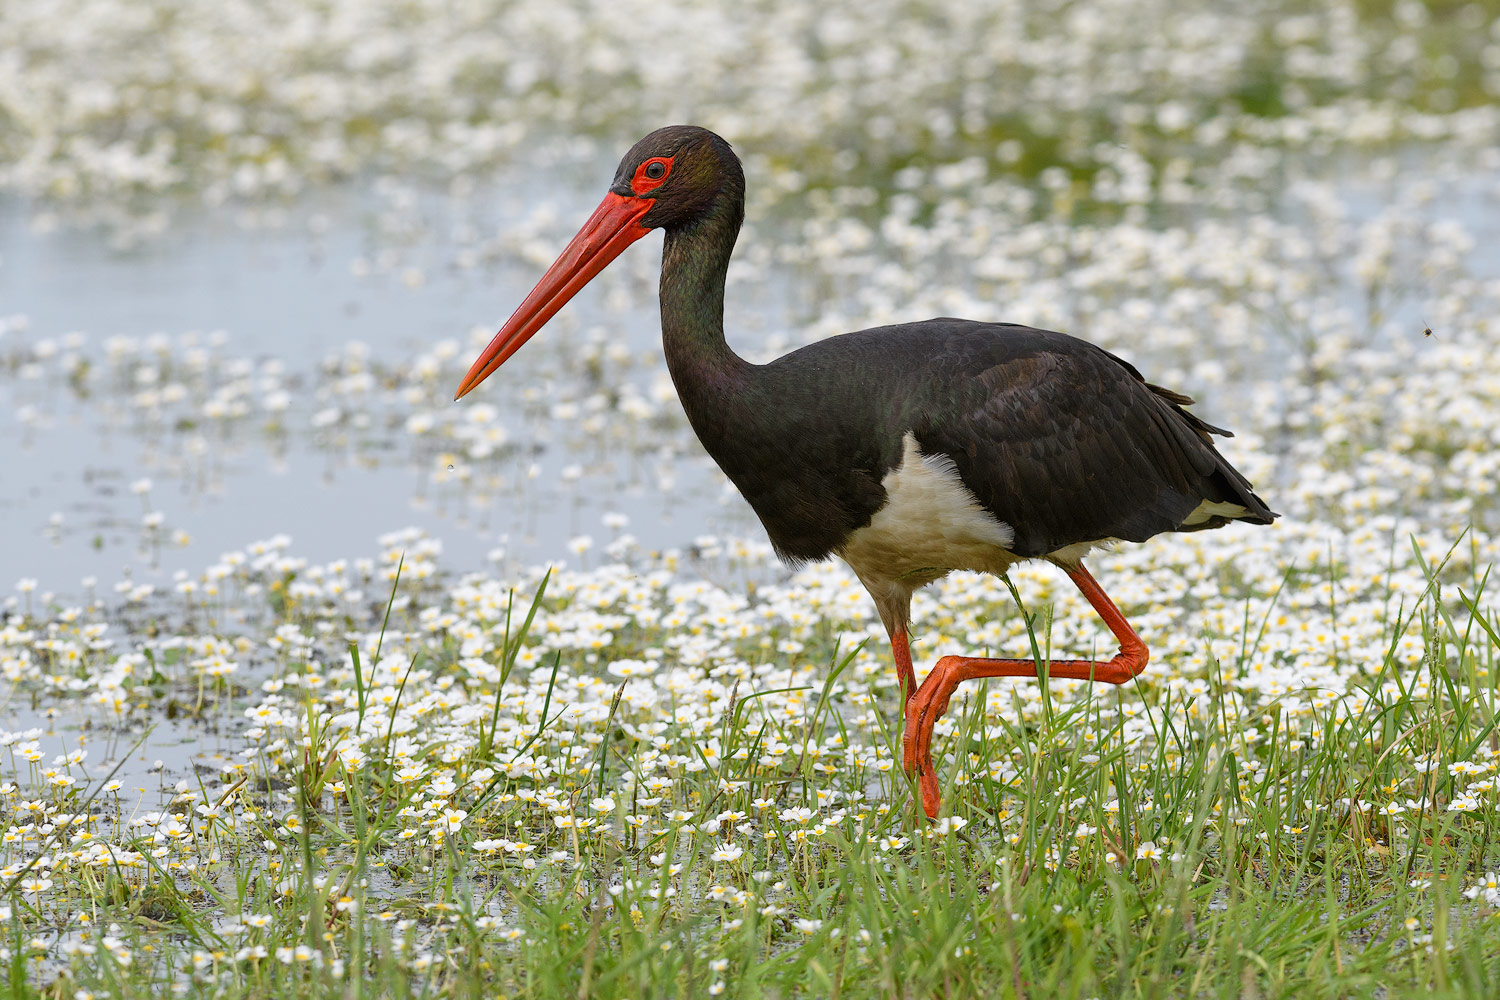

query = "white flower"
[606,659,657,678]
[156,818,191,841]
[1463,873,1500,905]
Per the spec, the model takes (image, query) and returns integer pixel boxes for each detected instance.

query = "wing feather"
[911,325,1274,556]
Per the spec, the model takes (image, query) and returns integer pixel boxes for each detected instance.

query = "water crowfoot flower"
[4,23,1500,979]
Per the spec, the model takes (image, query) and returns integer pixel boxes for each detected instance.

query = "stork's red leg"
[901,562,1148,818]
[892,628,917,705]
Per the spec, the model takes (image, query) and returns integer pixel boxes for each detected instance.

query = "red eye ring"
[632,157,673,194]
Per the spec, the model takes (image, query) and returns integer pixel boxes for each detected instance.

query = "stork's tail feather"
[1145,383,1278,527]
[1146,383,1234,438]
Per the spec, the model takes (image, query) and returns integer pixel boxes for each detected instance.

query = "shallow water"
[0,172,778,598]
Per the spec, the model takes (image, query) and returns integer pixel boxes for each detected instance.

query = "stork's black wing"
[910,322,1276,557]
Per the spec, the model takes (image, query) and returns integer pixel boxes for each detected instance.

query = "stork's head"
[454,126,739,400]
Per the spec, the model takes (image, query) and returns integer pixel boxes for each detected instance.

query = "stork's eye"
[631,157,673,194]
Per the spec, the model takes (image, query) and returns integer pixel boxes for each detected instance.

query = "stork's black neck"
[659,191,750,399]
[652,173,889,564]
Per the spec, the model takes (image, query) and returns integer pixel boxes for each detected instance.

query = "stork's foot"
[900,648,1147,819]
[901,655,968,818]
[895,562,1150,820]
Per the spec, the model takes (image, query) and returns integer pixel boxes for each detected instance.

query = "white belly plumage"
[837,433,1023,595]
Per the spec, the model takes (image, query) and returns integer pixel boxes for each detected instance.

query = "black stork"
[455,126,1276,818]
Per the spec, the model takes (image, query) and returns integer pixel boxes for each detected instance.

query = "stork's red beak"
[454,193,654,400]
